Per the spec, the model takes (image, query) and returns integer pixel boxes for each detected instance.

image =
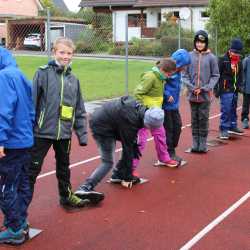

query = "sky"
[63,0,81,12]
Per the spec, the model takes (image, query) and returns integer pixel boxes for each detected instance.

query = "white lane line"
[37,107,242,180]
[179,191,250,250]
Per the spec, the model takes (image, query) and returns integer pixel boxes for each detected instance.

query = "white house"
[80,0,209,42]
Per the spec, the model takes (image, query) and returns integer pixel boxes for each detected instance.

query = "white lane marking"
[179,191,250,250]
[37,107,242,180]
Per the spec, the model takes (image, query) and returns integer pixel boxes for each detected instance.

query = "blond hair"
[53,37,76,51]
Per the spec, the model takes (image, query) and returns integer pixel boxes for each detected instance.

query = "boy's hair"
[157,58,176,72]
[53,37,75,51]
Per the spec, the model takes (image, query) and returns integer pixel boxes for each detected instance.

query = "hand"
[168,96,174,103]
[194,88,201,95]
[0,146,5,158]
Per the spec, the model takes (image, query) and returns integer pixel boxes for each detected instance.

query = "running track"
[1,96,249,250]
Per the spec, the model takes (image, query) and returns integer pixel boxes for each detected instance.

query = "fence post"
[178,19,181,49]
[125,14,129,95]
[215,27,218,56]
[47,7,51,60]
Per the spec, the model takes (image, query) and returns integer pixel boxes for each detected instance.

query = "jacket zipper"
[196,53,201,101]
[57,73,64,140]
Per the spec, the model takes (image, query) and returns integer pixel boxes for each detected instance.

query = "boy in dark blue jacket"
[162,49,190,161]
[216,38,244,139]
[0,47,34,245]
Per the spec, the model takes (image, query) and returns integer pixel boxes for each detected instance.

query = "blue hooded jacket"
[162,49,191,110]
[0,47,34,149]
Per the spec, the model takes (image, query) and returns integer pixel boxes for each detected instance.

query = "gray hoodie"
[182,50,220,102]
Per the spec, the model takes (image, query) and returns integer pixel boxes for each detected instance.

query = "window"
[173,11,180,18]
[128,14,146,27]
[201,11,209,18]
[157,13,161,27]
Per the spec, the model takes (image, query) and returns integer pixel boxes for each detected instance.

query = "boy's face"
[160,68,175,78]
[54,43,73,66]
[195,41,206,51]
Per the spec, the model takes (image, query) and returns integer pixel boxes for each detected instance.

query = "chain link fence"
[2,9,219,99]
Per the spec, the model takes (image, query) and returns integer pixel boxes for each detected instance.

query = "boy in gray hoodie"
[182,30,220,152]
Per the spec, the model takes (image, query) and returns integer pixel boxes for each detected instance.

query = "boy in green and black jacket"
[29,37,88,211]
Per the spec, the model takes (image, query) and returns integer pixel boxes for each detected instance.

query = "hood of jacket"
[171,49,191,69]
[0,46,17,70]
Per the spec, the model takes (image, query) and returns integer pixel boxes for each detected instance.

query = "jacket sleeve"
[0,75,17,146]
[237,61,244,92]
[74,81,88,146]
[134,73,154,103]
[182,64,195,92]
[242,58,247,92]
[32,70,43,111]
[201,55,220,91]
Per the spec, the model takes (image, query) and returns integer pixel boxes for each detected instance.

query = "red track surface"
[1,97,249,250]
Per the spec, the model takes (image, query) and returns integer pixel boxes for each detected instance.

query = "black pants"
[241,93,250,121]
[29,137,71,198]
[190,102,210,137]
[163,110,182,155]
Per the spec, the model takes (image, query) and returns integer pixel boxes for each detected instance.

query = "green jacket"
[134,69,164,108]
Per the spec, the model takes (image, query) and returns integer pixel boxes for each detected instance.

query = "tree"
[207,0,250,55]
[39,0,65,16]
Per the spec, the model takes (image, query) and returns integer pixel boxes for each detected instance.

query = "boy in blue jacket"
[0,47,34,245]
[162,49,191,161]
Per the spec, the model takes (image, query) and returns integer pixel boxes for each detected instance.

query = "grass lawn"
[15,56,153,101]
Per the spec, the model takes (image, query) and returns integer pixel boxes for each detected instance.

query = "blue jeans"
[85,136,116,188]
[0,149,31,231]
[220,93,238,131]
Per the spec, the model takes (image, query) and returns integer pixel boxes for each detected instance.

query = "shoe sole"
[74,192,104,205]
[0,236,26,245]
[154,161,178,168]
[109,178,122,183]
[228,131,243,135]
[60,199,91,211]
[219,136,229,140]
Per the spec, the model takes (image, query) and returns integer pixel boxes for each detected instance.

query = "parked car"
[23,33,41,49]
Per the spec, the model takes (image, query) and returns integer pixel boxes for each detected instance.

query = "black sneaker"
[110,172,123,183]
[74,185,104,205]
[228,127,244,135]
[60,189,90,211]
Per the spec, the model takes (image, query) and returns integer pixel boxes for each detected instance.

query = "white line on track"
[37,107,242,180]
[179,191,250,250]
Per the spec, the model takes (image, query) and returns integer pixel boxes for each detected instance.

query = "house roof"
[80,0,136,7]
[79,0,209,8]
[52,0,69,12]
[35,0,44,10]
[134,0,209,7]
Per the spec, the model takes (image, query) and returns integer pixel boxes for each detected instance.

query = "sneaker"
[110,172,123,183]
[172,155,183,162]
[242,119,249,129]
[20,220,29,240]
[0,227,25,245]
[60,189,90,210]
[228,127,244,135]
[219,130,229,140]
[74,185,104,205]
[155,159,178,168]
